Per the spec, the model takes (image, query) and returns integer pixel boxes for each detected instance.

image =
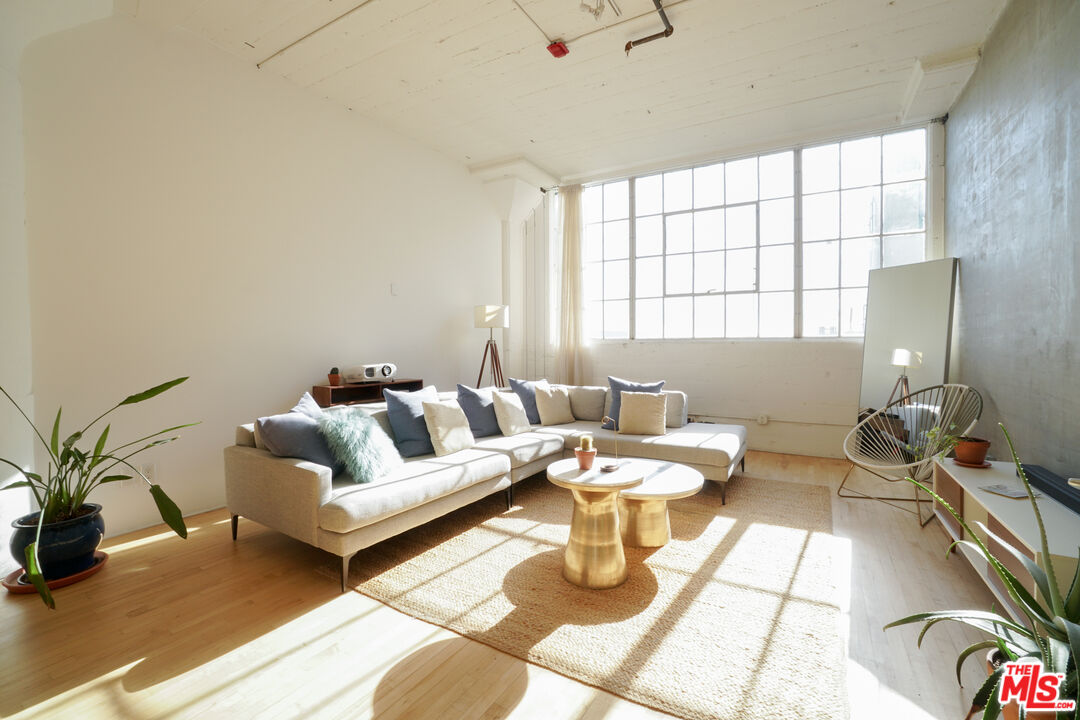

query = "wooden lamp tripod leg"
[477,338,492,387]
[489,339,505,388]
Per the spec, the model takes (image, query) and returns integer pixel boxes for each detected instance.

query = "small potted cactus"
[575,433,597,470]
[327,367,342,386]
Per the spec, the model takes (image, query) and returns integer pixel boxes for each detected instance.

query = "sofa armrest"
[664,390,688,428]
[223,445,333,546]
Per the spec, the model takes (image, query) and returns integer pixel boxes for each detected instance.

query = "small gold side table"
[618,461,704,547]
[546,457,644,589]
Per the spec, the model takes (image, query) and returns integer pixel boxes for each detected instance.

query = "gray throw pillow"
[509,377,546,425]
[603,376,665,430]
[456,384,500,437]
[318,408,403,483]
[256,408,343,473]
[383,385,438,457]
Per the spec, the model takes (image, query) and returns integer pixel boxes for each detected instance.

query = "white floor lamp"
[885,348,922,406]
[475,305,509,388]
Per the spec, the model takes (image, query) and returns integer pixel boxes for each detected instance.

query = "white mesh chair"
[839,384,983,526]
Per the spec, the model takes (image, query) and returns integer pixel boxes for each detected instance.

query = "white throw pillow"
[534,383,575,425]
[567,385,608,421]
[421,399,475,456]
[617,391,667,436]
[492,391,532,436]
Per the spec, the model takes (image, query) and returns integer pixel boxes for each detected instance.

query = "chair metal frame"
[839,384,983,526]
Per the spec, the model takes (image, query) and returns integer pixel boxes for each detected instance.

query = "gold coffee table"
[546,457,644,589]
[618,461,704,547]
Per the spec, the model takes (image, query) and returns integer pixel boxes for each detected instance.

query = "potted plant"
[885,424,1080,719]
[328,367,342,386]
[955,436,992,465]
[0,377,197,609]
[575,433,597,470]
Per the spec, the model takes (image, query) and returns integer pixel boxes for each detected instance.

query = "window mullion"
[629,179,637,339]
[793,150,804,338]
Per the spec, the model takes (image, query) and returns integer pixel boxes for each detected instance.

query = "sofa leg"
[341,553,356,593]
[231,514,238,541]
[721,482,727,506]
[505,483,513,511]
[740,456,745,474]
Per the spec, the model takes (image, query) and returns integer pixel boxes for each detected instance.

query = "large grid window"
[582,127,927,339]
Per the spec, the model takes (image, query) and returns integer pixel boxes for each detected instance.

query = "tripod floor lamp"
[886,348,922,406]
[475,305,509,388]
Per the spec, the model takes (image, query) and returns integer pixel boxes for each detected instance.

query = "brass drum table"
[618,461,705,547]
[546,457,644,589]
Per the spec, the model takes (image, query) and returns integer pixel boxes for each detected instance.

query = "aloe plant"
[0,377,198,609]
[885,424,1080,719]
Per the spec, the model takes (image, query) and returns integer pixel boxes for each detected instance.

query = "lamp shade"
[891,348,923,369]
[474,305,509,329]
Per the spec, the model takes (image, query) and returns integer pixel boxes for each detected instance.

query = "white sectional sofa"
[224,387,747,591]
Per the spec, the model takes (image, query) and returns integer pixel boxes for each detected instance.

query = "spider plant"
[0,377,198,609]
[885,424,1080,719]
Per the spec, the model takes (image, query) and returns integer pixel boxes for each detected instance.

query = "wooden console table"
[311,378,423,408]
[933,459,1080,622]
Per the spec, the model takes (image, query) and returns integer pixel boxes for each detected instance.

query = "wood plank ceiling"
[130,0,1007,183]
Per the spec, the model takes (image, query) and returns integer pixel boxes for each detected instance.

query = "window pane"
[694,295,724,338]
[694,162,724,208]
[726,294,758,338]
[841,186,881,238]
[636,174,663,216]
[726,248,757,292]
[583,185,603,224]
[760,198,793,245]
[584,262,603,301]
[883,128,926,183]
[636,216,663,256]
[759,291,794,338]
[803,240,839,289]
[840,237,880,288]
[802,289,839,337]
[802,143,839,194]
[802,192,839,241]
[694,251,725,293]
[603,220,629,259]
[883,180,926,233]
[636,257,663,297]
[664,297,693,339]
[603,260,629,299]
[840,136,881,188]
[665,213,693,254]
[726,157,758,204]
[759,151,793,199]
[841,287,868,336]
[584,223,603,262]
[603,180,629,220]
[883,233,925,267]
[604,300,629,339]
[636,298,663,339]
[664,169,692,212]
[726,205,757,249]
[694,209,724,251]
[665,253,693,295]
[760,245,794,291]
[585,300,602,338]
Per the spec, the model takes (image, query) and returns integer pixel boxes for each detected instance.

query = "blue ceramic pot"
[10,503,105,580]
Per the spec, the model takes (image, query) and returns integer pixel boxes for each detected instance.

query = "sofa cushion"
[492,390,532,436]
[603,376,665,430]
[568,385,608,421]
[473,431,565,469]
[535,383,575,425]
[422,399,476,456]
[318,407,403,483]
[319,449,510,533]
[601,423,746,468]
[508,377,545,424]
[617,391,667,435]
[383,385,438,457]
[456,384,500,438]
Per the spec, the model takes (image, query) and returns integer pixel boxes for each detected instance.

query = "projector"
[344,364,397,383]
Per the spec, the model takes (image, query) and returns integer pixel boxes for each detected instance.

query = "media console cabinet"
[311,378,423,407]
[933,459,1080,622]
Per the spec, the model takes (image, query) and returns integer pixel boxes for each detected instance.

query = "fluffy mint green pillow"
[318,408,403,484]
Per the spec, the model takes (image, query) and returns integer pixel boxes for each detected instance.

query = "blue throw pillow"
[383,385,438,457]
[603,376,665,430]
[318,408,403,483]
[508,377,546,425]
[257,409,344,473]
[456,384,500,437]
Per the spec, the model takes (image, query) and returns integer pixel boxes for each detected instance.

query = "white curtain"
[556,184,586,384]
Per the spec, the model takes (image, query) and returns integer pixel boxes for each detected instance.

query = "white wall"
[21,15,501,535]
[0,0,113,573]
[588,340,862,457]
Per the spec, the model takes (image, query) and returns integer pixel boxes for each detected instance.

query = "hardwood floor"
[1,451,995,720]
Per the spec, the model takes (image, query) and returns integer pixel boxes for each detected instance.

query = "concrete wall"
[945,0,1079,473]
[20,15,501,536]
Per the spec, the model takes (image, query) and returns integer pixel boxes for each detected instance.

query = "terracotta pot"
[328,373,343,386]
[983,650,1060,720]
[955,437,991,465]
[575,448,597,471]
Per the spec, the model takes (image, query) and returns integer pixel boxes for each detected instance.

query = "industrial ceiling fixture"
[625,0,674,55]
[580,0,622,21]
[515,0,681,60]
